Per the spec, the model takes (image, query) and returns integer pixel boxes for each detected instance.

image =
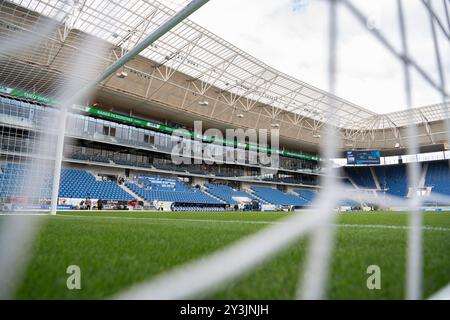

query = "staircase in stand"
[119,183,144,202]
[202,188,227,204]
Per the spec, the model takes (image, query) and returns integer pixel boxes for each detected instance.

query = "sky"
[190,0,450,114]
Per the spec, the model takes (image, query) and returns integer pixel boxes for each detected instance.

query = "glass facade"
[0,95,319,173]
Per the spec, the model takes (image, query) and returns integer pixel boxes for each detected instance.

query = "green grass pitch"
[7,211,450,299]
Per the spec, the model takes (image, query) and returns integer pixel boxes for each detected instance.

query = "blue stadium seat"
[126,176,222,205]
[345,167,376,189]
[375,165,408,197]
[205,184,255,205]
[0,164,131,200]
[425,160,450,203]
[293,188,318,205]
[59,169,132,200]
[0,163,53,198]
[250,186,308,206]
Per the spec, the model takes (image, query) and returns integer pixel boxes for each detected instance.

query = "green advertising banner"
[0,85,56,104]
[2,86,320,161]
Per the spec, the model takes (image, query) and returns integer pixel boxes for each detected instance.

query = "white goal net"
[0,0,449,300]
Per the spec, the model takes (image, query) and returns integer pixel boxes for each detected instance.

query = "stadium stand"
[5,95,448,210]
[69,152,110,164]
[1,94,320,175]
[375,165,408,197]
[205,184,255,205]
[0,163,52,198]
[5,159,448,210]
[425,160,450,196]
[59,169,132,200]
[294,188,318,204]
[345,167,376,189]
[0,163,132,200]
[126,176,222,205]
[260,176,316,185]
[250,186,308,206]
[342,178,354,187]
[338,198,361,207]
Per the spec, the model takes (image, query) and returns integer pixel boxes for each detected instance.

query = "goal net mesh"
[0,0,449,300]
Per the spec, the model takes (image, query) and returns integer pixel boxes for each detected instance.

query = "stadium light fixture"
[116,71,128,78]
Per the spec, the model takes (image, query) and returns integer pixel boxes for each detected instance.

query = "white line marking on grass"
[54,214,450,232]
[56,214,274,225]
[337,223,450,232]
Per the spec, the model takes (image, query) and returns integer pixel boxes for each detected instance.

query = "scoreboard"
[347,150,381,165]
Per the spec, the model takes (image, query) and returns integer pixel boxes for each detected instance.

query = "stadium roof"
[1,0,449,131]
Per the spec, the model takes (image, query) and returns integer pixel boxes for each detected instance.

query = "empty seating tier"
[375,165,408,197]
[251,186,308,206]
[294,188,318,204]
[425,160,450,198]
[127,176,222,205]
[0,164,132,200]
[0,163,52,198]
[206,184,255,205]
[345,167,376,189]
[59,169,132,200]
